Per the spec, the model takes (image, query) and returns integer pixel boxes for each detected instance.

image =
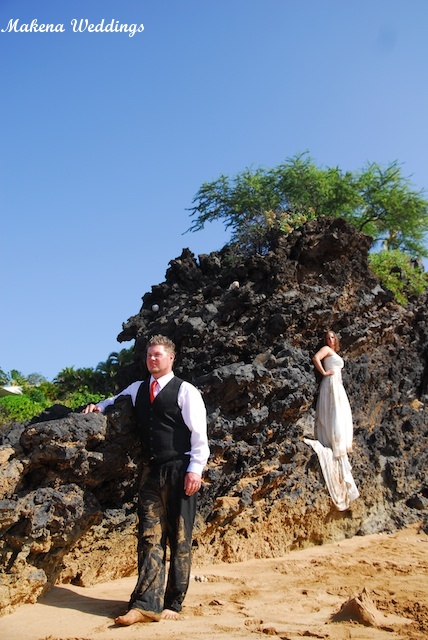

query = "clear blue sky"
[1,0,427,381]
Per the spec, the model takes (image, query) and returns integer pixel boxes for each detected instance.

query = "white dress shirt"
[96,372,209,476]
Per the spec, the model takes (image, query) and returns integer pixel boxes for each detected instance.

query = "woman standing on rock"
[304,330,359,511]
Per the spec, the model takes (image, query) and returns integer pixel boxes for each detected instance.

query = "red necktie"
[150,380,157,403]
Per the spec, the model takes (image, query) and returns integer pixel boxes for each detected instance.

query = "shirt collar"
[150,371,174,390]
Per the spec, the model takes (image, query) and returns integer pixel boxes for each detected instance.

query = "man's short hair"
[146,335,176,355]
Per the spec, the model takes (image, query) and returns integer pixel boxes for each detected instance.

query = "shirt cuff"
[187,461,204,476]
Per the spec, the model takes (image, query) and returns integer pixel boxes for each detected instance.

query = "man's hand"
[82,404,101,414]
[184,472,202,496]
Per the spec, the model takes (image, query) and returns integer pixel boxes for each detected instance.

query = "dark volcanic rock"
[1,217,427,614]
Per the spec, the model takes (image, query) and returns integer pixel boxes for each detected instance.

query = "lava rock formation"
[1,217,427,615]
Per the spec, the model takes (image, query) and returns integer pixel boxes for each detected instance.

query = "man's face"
[146,344,174,378]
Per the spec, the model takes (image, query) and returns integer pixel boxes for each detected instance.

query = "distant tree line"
[0,348,133,427]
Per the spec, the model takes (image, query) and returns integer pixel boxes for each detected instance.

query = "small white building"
[0,385,23,398]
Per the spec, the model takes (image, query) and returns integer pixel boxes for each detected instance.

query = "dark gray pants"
[129,458,197,615]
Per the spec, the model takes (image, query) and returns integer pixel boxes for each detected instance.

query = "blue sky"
[1,0,427,381]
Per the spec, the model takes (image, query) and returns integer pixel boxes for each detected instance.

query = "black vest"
[134,376,191,464]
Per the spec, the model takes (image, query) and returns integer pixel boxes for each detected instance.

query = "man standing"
[83,335,209,624]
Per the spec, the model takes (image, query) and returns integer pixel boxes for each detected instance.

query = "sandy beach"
[0,523,427,640]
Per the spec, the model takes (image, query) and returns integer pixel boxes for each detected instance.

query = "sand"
[0,523,427,640]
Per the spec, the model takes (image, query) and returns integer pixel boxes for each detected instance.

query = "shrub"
[0,395,46,426]
[369,250,428,305]
[60,391,105,411]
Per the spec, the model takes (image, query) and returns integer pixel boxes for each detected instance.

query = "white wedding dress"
[305,353,359,511]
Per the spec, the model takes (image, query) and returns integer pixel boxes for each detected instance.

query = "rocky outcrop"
[1,217,427,615]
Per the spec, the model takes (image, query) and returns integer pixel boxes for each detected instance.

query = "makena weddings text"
[2,18,145,37]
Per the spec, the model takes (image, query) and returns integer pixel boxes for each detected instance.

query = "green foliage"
[350,162,428,257]
[187,153,428,259]
[9,370,27,387]
[0,395,45,426]
[53,349,134,399]
[368,250,428,305]
[27,387,47,404]
[187,156,324,254]
[60,391,105,411]
[37,380,59,402]
[26,372,47,386]
[95,348,134,389]
[0,348,135,426]
[54,366,106,397]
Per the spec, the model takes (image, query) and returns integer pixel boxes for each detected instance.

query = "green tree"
[349,161,428,257]
[54,366,104,398]
[187,153,428,259]
[9,370,27,387]
[187,168,285,254]
[26,372,47,386]
[96,348,134,376]
[95,347,134,394]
